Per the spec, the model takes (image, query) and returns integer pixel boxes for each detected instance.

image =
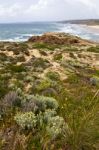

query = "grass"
[0,38,99,149]
[6,64,26,73]
[87,46,99,53]
[60,90,99,150]
[32,42,61,50]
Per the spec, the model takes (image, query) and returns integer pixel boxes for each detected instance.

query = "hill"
[0,33,99,150]
[61,19,99,25]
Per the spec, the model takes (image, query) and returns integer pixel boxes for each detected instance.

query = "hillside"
[61,19,99,25]
[0,33,99,150]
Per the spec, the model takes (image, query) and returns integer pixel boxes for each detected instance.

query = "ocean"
[0,22,99,42]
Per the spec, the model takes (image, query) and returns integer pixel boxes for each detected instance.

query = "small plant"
[3,91,19,107]
[16,55,26,62]
[18,43,28,52]
[46,116,65,139]
[46,71,60,81]
[14,112,37,129]
[7,64,26,73]
[34,79,51,92]
[32,43,60,50]
[53,53,62,61]
[22,95,59,113]
[43,109,57,123]
[90,76,99,86]
[32,58,50,69]
[87,46,99,53]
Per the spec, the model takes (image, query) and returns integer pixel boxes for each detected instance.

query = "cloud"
[0,0,99,22]
[75,0,96,9]
[0,4,23,17]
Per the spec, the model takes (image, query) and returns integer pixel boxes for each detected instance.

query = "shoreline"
[81,24,99,32]
[0,32,97,45]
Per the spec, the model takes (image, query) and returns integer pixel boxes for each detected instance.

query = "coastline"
[0,22,99,42]
[82,24,99,32]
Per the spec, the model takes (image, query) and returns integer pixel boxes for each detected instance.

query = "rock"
[28,33,81,45]
[90,76,99,86]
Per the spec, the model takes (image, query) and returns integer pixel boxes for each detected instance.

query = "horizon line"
[0,18,99,24]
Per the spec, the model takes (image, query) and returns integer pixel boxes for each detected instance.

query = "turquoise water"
[0,22,99,42]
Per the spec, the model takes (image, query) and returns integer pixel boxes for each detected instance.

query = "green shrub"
[54,53,62,61]
[43,109,57,123]
[62,46,78,52]
[32,43,60,50]
[13,49,20,55]
[90,76,99,86]
[32,58,50,69]
[16,55,26,62]
[14,112,37,129]
[0,53,8,61]
[18,43,28,52]
[46,71,60,81]
[41,88,57,97]
[34,79,51,91]
[22,95,59,113]
[7,64,26,73]
[87,46,99,53]
[46,116,65,139]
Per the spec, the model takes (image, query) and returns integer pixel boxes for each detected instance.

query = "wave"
[0,22,99,42]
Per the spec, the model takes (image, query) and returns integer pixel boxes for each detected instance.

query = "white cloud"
[0,0,99,22]
[0,4,23,17]
[76,0,96,9]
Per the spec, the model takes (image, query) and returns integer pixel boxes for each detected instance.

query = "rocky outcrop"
[28,32,94,45]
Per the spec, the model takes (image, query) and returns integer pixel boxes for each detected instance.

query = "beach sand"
[84,25,99,32]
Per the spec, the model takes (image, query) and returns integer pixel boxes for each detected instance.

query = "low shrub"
[22,95,59,113]
[14,112,37,129]
[7,64,26,73]
[87,46,99,53]
[46,71,60,81]
[46,116,65,139]
[32,43,60,50]
[53,53,62,61]
[90,76,99,86]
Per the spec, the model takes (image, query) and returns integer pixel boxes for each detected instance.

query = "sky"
[0,0,99,23]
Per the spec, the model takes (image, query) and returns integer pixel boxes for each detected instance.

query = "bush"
[32,58,50,69]
[87,46,99,53]
[41,88,57,97]
[46,116,65,139]
[16,55,26,62]
[14,112,37,129]
[32,43,59,50]
[0,91,21,117]
[0,53,8,61]
[22,95,59,113]
[7,64,26,73]
[46,71,60,81]
[33,79,51,92]
[90,76,99,86]
[53,53,62,61]
[2,91,20,107]
[43,109,57,123]
[18,43,28,52]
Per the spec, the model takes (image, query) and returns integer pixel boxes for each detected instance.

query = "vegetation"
[32,42,61,50]
[0,33,99,150]
[87,46,99,53]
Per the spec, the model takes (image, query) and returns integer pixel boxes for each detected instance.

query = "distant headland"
[60,19,99,26]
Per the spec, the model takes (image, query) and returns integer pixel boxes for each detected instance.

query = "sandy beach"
[84,25,99,32]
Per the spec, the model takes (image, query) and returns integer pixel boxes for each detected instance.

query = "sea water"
[0,22,99,42]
